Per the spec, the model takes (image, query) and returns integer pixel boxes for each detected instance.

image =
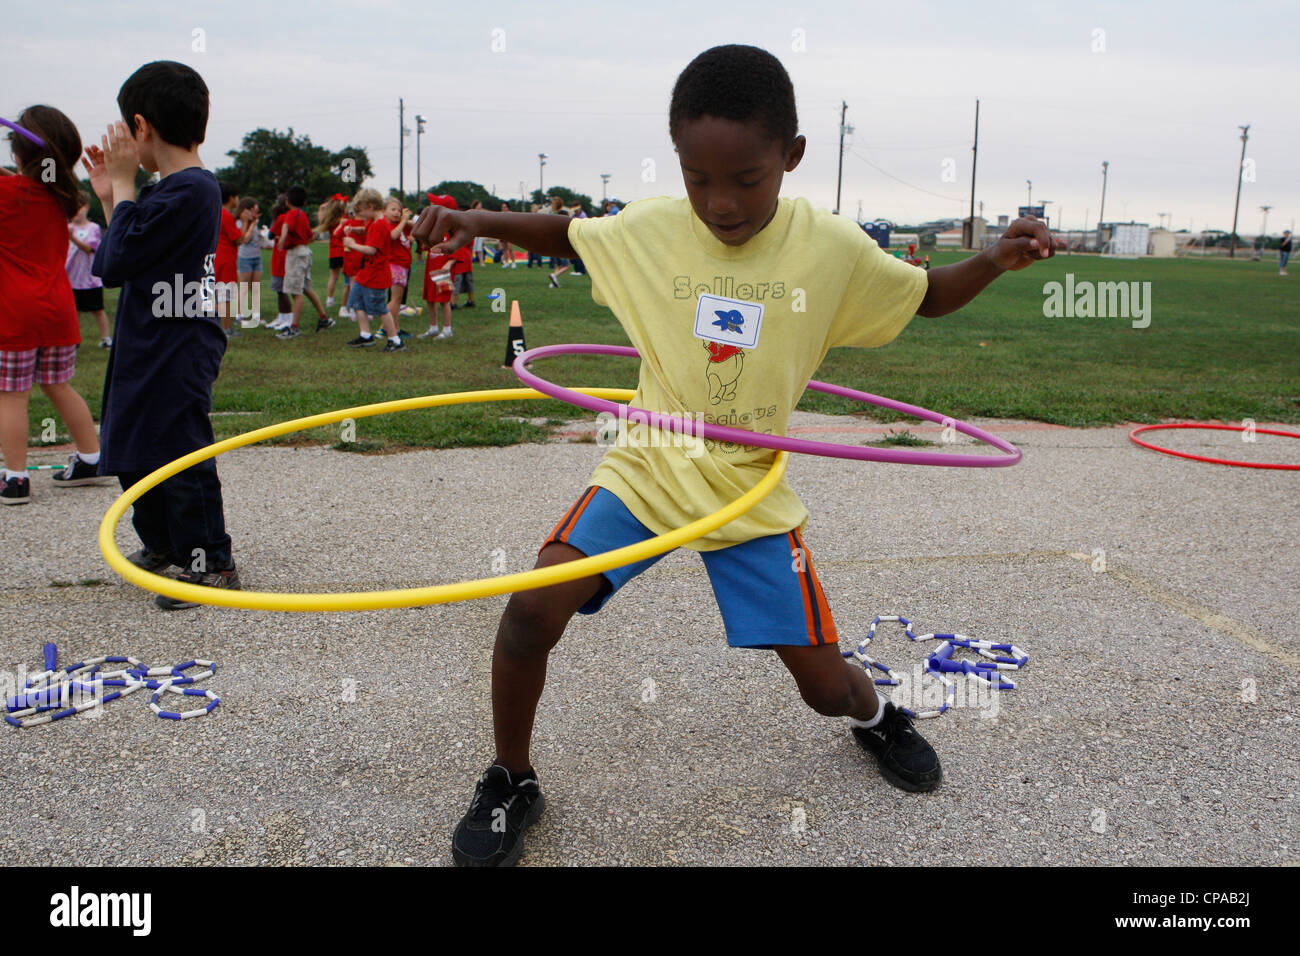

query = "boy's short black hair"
[220,180,239,204]
[286,185,307,208]
[117,61,209,148]
[669,45,798,149]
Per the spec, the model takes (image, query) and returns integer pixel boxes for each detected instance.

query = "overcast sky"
[4,0,1296,235]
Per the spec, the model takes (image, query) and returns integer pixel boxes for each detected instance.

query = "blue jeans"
[118,460,233,570]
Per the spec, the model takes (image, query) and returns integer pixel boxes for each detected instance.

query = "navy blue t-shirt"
[92,167,227,474]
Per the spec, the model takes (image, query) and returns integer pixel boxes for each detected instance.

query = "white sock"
[849,692,890,729]
[5,468,27,481]
[77,451,101,465]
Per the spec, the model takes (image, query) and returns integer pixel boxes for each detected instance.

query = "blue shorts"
[544,487,838,649]
[236,254,261,273]
[347,282,388,316]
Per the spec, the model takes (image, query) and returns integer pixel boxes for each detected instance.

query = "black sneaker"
[398,329,413,339]
[1,476,30,506]
[155,564,242,611]
[127,548,175,574]
[852,701,943,792]
[346,335,376,348]
[276,325,301,340]
[382,338,405,353]
[314,316,336,332]
[451,764,545,867]
[51,453,106,487]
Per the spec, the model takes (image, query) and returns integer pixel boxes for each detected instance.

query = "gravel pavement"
[3,414,1296,866]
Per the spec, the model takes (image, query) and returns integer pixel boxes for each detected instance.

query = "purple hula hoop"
[513,343,1020,467]
[0,117,46,149]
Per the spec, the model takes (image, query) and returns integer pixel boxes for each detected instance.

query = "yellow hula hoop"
[98,387,789,612]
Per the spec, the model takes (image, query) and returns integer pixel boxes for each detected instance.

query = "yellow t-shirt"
[567,196,928,550]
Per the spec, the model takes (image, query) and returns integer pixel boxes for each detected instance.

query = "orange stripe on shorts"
[548,486,598,546]
[792,528,838,646]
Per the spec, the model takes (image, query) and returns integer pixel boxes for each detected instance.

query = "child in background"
[234,196,262,326]
[319,194,347,311]
[214,181,243,336]
[470,200,485,263]
[546,194,571,288]
[0,106,105,505]
[450,236,475,309]
[383,197,415,337]
[336,204,364,319]
[67,192,112,348]
[341,188,401,351]
[276,184,331,339]
[418,193,457,340]
[84,60,241,608]
[266,194,292,330]
[498,203,516,268]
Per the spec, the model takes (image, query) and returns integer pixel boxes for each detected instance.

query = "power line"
[847,148,965,203]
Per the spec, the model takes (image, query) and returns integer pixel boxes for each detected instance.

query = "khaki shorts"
[283,246,313,295]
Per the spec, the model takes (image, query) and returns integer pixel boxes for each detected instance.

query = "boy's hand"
[81,144,113,207]
[988,217,1054,271]
[412,206,474,253]
[101,121,140,183]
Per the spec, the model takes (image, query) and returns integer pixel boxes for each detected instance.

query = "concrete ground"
[2,414,1297,866]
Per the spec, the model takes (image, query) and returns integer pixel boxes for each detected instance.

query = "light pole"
[538,153,547,196]
[601,173,610,201]
[1229,125,1249,258]
[1026,180,1032,209]
[834,101,852,215]
[414,114,426,199]
[1097,160,1109,250]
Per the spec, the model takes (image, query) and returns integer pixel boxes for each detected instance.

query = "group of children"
[206,187,485,350]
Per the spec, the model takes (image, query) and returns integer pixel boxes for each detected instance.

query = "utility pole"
[835,101,850,215]
[1097,160,1109,251]
[1026,180,1032,209]
[601,173,610,201]
[538,153,547,195]
[967,98,979,249]
[1229,125,1249,258]
[414,114,426,198]
[398,99,405,198]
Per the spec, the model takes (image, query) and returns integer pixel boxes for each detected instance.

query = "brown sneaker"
[155,565,241,611]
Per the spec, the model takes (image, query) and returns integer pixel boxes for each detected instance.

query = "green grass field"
[27,247,1299,453]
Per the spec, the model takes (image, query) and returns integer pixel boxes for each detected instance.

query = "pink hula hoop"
[513,343,1021,467]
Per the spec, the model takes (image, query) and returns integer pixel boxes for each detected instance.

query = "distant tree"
[529,186,594,217]
[213,128,373,222]
[420,180,508,212]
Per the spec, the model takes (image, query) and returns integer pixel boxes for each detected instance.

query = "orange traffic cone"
[502,299,527,368]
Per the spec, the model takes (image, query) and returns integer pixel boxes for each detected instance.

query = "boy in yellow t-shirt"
[414,44,1055,867]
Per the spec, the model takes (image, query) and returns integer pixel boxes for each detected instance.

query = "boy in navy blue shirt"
[84,61,240,609]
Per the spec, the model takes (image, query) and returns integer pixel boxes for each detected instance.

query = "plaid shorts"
[0,345,78,392]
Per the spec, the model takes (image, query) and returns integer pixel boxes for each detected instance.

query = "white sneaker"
[417,326,441,339]
[99,336,112,348]
[327,297,335,308]
[436,328,453,339]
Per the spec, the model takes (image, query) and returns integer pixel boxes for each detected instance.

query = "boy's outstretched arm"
[412,207,576,258]
[917,217,1053,317]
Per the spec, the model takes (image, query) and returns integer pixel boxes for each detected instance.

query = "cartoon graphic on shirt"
[705,340,744,404]
[711,308,745,335]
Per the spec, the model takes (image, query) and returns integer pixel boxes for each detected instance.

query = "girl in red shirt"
[318,195,347,312]
[383,198,415,335]
[0,106,105,505]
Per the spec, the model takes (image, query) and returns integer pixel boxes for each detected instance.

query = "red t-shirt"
[270,213,287,277]
[340,219,364,275]
[283,207,313,249]
[214,208,242,282]
[355,218,392,289]
[450,242,473,275]
[0,175,80,349]
[328,221,344,258]
[387,220,413,268]
[422,248,452,303]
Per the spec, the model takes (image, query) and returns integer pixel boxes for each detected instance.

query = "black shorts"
[329,256,344,270]
[73,287,104,313]
[453,272,474,295]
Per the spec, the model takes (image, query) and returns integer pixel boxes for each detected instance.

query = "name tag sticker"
[693,294,764,349]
